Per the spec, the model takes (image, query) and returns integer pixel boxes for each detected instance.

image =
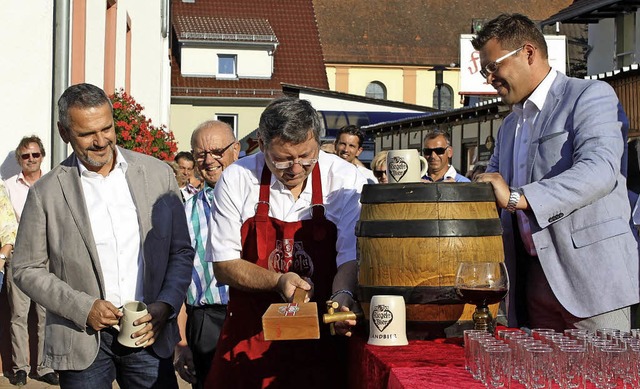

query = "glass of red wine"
[454,262,509,333]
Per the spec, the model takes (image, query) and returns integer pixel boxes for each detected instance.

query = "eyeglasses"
[479,46,525,79]
[21,152,42,160]
[373,170,387,178]
[422,147,449,156]
[192,141,235,162]
[269,157,318,170]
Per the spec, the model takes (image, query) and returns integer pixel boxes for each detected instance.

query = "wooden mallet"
[262,287,320,341]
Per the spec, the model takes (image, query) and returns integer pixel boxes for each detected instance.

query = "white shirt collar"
[513,68,558,117]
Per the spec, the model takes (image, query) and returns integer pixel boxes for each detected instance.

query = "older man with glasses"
[204,96,365,388]
[173,120,239,389]
[421,129,470,182]
[3,135,59,386]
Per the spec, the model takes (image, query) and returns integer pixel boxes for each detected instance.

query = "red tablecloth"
[348,332,600,389]
[348,333,486,389]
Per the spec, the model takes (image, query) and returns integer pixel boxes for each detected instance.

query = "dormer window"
[174,16,278,79]
[218,54,237,78]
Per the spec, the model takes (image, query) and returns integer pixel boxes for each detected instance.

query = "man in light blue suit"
[472,14,639,331]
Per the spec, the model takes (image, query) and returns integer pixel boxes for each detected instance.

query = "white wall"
[0,1,54,178]
[0,0,171,180]
[120,0,172,127]
[180,46,273,78]
[84,1,107,86]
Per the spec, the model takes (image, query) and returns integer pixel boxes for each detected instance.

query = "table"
[348,332,486,389]
[348,332,602,389]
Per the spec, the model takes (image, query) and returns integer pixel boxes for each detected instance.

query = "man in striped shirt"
[174,120,239,388]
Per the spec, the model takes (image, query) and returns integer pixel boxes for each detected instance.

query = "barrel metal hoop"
[355,219,503,237]
[358,285,464,305]
[360,182,496,204]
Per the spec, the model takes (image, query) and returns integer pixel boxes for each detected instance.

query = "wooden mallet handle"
[292,287,307,304]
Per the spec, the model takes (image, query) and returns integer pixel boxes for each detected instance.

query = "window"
[216,114,238,138]
[217,54,237,78]
[615,13,636,68]
[365,82,386,99]
[432,84,453,110]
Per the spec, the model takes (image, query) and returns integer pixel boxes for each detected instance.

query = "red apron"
[205,163,348,389]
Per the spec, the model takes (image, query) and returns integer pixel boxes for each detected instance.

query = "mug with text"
[367,295,408,346]
[386,149,428,183]
[113,301,148,348]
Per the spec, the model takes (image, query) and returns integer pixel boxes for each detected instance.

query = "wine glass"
[454,261,509,333]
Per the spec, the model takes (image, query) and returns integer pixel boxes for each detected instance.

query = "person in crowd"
[370,150,389,184]
[0,183,17,293]
[10,83,195,388]
[175,151,200,202]
[3,135,58,386]
[334,125,377,184]
[421,129,470,182]
[320,140,336,154]
[467,163,487,181]
[205,97,365,388]
[174,120,239,389]
[473,14,638,332]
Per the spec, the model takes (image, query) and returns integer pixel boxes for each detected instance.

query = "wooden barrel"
[356,182,505,339]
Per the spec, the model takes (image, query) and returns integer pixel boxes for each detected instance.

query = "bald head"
[190,120,239,187]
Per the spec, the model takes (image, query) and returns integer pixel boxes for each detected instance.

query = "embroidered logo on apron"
[268,239,314,277]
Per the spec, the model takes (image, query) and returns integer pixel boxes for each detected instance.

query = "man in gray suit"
[11,83,194,388]
[473,14,639,331]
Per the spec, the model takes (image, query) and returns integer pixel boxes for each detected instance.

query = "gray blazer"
[11,147,195,370]
[488,71,639,323]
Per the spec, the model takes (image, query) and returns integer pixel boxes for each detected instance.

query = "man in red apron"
[205,97,366,388]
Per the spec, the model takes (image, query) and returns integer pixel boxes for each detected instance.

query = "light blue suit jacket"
[11,147,195,370]
[488,71,639,323]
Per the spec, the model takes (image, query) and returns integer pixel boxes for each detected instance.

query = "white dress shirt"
[78,150,143,307]
[512,69,558,256]
[208,150,366,267]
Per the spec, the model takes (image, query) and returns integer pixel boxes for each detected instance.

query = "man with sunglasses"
[174,120,239,389]
[4,136,59,386]
[204,96,365,388]
[421,129,470,182]
[472,14,637,332]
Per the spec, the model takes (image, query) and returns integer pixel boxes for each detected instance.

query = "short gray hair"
[58,83,112,131]
[257,96,321,147]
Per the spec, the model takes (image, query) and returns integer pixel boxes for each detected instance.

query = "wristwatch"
[506,187,522,213]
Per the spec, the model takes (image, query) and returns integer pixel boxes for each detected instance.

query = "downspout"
[52,0,70,165]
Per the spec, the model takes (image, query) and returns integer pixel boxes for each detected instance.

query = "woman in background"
[370,150,389,184]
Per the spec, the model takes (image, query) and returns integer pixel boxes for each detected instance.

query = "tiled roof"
[174,15,278,43]
[313,0,575,66]
[171,0,328,99]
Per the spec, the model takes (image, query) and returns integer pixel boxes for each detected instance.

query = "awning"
[540,0,640,26]
[239,110,433,156]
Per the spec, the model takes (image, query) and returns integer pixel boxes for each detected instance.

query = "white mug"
[113,301,148,348]
[367,295,409,346]
[386,149,428,183]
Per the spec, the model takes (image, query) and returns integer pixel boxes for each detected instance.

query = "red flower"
[110,89,178,161]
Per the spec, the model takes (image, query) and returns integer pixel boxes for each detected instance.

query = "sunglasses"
[21,152,42,160]
[192,141,235,162]
[373,170,386,178]
[422,147,449,156]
